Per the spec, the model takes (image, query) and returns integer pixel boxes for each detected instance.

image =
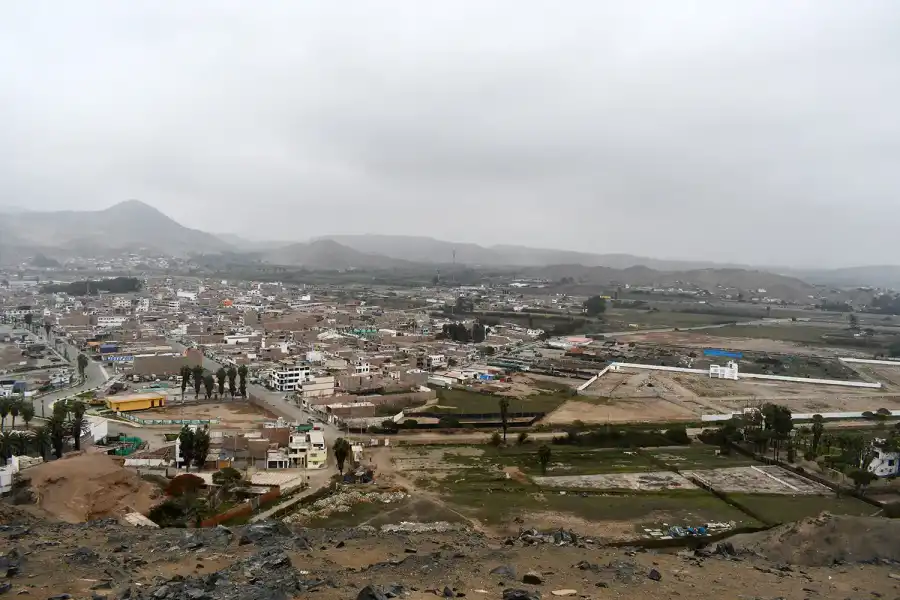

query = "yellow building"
[106,393,166,412]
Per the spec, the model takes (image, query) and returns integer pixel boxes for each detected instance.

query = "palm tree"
[179,365,192,400]
[178,425,196,472]
[70,401,88,451]
[216,368,226,398]
[538,444,552,475]
[0,398,9,432]
[499,398,510,443]
[20,402,34,430]
[237,365,248,398]
[811,414,825,456]
[9,399,20,431]
[0,431,13,464]
[77,354,89,381]
[30,426,51,461]
[48,413,67,458]
[191,365,204,399]
[202,374,215,400]
[227,366,238,398]
[333,437,352,475]
[43,323,51,339]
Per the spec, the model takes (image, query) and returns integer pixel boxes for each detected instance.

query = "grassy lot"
[701,324,843,344]
[444,484,756,532]
[603,309,739,330]
[476,445,660,476]
[728,493,878,524]
[433,389,569,415]
[648,447,758,471]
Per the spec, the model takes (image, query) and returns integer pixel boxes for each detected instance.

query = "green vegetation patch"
[434,388,568,415]
[729,493,878,525]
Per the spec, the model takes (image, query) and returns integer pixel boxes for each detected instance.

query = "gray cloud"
[1,1,899,267]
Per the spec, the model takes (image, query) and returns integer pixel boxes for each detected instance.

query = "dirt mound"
[728,512,900,566]
[25,452,162,523]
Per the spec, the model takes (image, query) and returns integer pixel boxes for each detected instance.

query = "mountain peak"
[103,199,163,215]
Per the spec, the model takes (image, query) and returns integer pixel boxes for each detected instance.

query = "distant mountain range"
[1,200,228,256]
[2,200,899,291]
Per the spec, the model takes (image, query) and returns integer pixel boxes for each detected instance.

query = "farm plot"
[532,471,696,492]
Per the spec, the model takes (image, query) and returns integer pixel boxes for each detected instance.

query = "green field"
[475,445,659,476]
[603,309,739,330]
[648,447,759,471]
[728,493,878,524]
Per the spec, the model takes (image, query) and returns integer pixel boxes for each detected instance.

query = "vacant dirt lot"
[139,400,275,429]
[684,465,832,495]
[619,330,834,356]
[544,397,697,424]
[532,471,697,491]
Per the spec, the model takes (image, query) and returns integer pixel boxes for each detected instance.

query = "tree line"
[0,399,90,465]
[179,364,249,400]
[40,276,142,296]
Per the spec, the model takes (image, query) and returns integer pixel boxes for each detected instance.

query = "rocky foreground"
[1,507,899,600]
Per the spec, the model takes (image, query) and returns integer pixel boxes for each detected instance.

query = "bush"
[664,425,690,445]
[490,432,503,447]
[517,431,529,445]
[438,416,461,429]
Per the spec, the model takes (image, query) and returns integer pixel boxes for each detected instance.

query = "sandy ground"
[22,452,162,523]
[532,471,697,491]
[543,398,697,424]
[618,330,836,355]
[138,401,275,429]
[684,466,832,495]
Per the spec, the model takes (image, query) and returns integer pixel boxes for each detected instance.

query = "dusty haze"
[1,1,899,268]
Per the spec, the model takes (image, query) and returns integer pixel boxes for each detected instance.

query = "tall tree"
[77,354,89,381]
[191,365,204,399]
[0,398,9,432]
[48,413,67,459]
[178,425,196,472]
[499,398,510,443]
[192,426,211,471]
[538,444,552,475]
[811,414,825,455]
[20,402,34,430]
[216,368,227,398]
[9,399,20,431]
[202,374,215,400]
[582,296,607,316]
[30,426,51,460]
[23,313,33,328]
[227,366,238,398]
[43,323,51,338]
[237,365,248,398]
[69,401,88,451]
[179,365,192,400]
[333,437,352,475]
[0,431,13,464]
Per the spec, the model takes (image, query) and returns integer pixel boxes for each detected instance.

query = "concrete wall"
[607,362,880,389]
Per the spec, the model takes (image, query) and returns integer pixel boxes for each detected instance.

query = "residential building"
[106,393,166,412]
[867,444,900,478]
[270,360,311,392]
[301,375,335,400]
[96,315,128,328]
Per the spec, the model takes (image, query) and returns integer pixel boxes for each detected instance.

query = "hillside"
[262,239,410,269]
[1,200,231,256]
[526,264,817,301]
[322,234,738,270]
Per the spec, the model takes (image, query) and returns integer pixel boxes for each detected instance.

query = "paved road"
[2,326,111,418]
[167,339,343,449]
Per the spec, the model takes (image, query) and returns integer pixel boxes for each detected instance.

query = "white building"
[96,315,128,328]
[270,361,311,392]
[112,296,131,310]
[301,376,336,400]
[354,360,371,375]
[866,444,900,478]
[135,298,151,313]
[709,361,739,380]
[176,290,197,301]
[425,354,446,369]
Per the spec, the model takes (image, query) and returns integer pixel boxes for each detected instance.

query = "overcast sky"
[2,2,899,268]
